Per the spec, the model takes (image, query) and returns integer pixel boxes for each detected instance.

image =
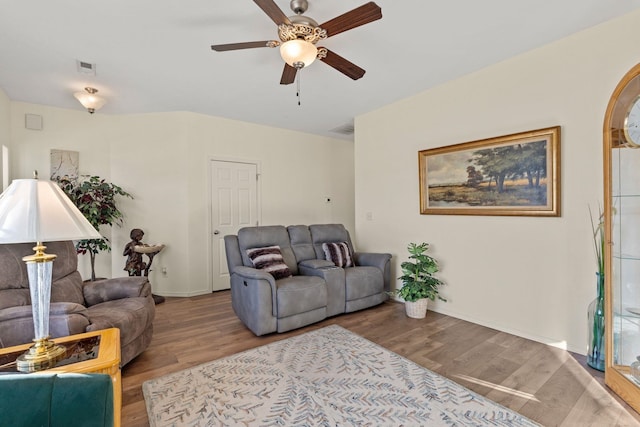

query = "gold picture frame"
[419,126,561,216]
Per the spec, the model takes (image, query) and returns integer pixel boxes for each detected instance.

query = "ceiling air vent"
[76,60,96,75]
[330,123,354,136]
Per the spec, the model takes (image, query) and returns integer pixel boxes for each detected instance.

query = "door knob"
[213,230,220,235]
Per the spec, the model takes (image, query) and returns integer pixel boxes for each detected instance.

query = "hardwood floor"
[122,292,640,426]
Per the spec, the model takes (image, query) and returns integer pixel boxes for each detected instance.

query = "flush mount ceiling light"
[279,39,319,69]
[73,87,106,114]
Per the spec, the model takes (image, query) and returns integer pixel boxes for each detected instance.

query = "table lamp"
[0,174,101,372]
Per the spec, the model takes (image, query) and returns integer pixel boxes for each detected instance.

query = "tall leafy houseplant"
[57,175,132,281]
[394,243,446,318]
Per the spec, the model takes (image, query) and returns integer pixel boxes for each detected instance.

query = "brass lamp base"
[16,337,66,372]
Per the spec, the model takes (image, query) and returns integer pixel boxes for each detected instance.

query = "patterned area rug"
[143,325,539,426]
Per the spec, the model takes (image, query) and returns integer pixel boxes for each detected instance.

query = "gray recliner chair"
[307,224,391,313]
[0,241,155,365]
[224,225,329,336]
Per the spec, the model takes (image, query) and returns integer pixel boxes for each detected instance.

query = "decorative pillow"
[322,242,354,268]
[246,245,292,280]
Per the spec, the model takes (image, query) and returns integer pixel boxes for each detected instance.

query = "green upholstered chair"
[0,373,114,427]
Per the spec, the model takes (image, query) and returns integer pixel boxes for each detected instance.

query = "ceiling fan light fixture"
[280,39,317,68]
[73,87,106,114]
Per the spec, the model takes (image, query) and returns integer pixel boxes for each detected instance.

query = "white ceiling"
[2,1,640,140]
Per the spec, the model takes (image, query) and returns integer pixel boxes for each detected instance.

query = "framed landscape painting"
[419,126,561,216]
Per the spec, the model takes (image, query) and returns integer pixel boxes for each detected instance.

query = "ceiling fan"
[211,0,382,85]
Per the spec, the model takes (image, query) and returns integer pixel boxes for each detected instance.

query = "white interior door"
[210,160,258,291]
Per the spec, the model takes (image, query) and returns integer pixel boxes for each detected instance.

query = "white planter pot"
[405,298,428,319]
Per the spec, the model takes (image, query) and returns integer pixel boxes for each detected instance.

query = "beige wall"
[355,10,640,354]
[10,102,117,280]
[8,104,355,296]
[0,88,10,189]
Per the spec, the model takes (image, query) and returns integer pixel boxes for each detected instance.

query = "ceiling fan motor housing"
[278,21,326,44]
[282,0,325,44]
[290,0,308,14]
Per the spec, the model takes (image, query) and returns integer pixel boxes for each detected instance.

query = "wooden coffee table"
[0,328,122,427]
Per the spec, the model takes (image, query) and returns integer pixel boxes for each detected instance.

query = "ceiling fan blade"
[211,41,277,51]
[318,49,365,80]
[280,64,298,85]
[319,2,382,38]
[253,0,291,26]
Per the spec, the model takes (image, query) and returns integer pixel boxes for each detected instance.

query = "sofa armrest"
[83,277,151,307]
[354,252,392,292]
[298,263,343,280]
[298,261,345,317]
[299,259,335,269]
[231,266,278,317]
[0,303,90,348]
[232,266,276,284]
[354,252,391,269]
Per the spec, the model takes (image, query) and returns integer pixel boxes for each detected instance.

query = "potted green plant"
[57,175,132,281]
[393,242,446,319]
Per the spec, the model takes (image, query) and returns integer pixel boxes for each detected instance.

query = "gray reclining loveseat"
[224,224,391,336]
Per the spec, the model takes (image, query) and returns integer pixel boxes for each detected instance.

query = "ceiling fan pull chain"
[297,69,302,106]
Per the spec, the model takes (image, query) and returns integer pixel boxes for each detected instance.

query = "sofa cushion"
[238,226,298,275]
[0,241,79,292]
[345,267,384,300]
[322,242,354,268]
[287,225,316,262]
[275,275,327,318]
[0,246,27,290]
[309,224,355,260]
[51,271,85,306]
[0,289,30,310]
[246,246,292,280]
[0,303,90,347]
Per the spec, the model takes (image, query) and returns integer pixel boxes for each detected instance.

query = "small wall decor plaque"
[50,149,79,181]
[418,126,561,217]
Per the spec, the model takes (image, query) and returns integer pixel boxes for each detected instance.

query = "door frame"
[207,156,262,293]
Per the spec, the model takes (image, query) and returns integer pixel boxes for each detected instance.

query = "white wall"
[0,88,10,189]
[9,102,113,279]
[181,113,354,296]
[355,10,640,354]
[8,105,355,297]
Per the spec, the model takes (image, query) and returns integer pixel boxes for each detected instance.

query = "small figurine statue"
[123,228,147,276]
[123,228,166,304]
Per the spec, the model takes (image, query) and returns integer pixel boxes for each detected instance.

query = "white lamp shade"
[73,90,107,112]
[0,179,101,243]
[279,40,318,68]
